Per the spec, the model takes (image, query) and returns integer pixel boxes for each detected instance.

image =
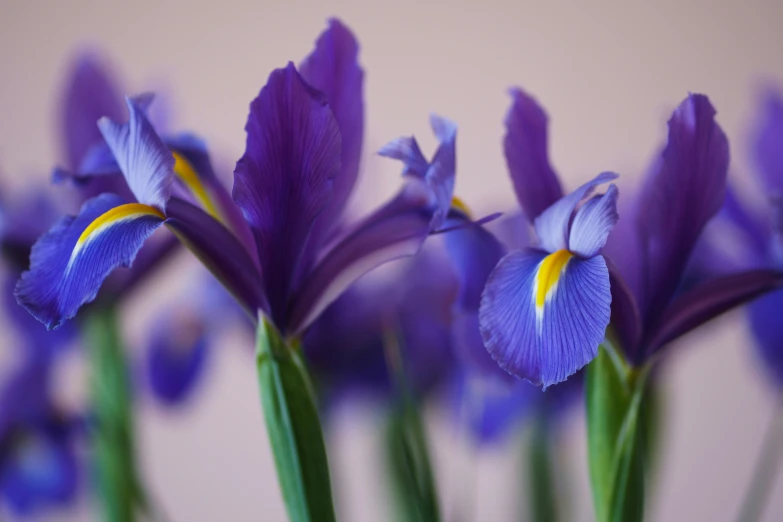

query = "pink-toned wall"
[1,1,782,521]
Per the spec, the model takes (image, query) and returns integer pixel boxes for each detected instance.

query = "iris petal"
[568,184,619,258]
[504,88,564,221]
[16,193,165,329]
[752,89,783,198]
[98,97,174,210]
[378,136,429,178]
[748,288,783,386]
[233,62,340,325]
[534,171,617,253]
[480,249,610,387]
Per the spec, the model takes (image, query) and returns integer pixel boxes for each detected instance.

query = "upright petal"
[16,194,165,329]
[288,179,433,334]
[98,98,174,210]
[299,18,365,235]
[534,172,618,253]
[426,114,458,230]
[378,136,428,178]
[504,88,564,221]
[635,94,729,323]
[751,89,783,197]
[233,63,340,325]
[568,184,619,258]
[480,249,610,387]
[59,51,124,171]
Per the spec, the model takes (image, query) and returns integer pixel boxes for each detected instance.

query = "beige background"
[1,1,783,520]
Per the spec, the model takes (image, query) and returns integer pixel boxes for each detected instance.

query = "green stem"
[84,307,141,522]
[528,412,558,522]
[736,397,783,522]
[255,317,336,522]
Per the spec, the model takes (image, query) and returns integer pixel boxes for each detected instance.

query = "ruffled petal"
[16,194,165,329]
[568,184,619,258]
[233,62,340,325]
[534,171,618,253]
[635,94,729,323]
[300,18,365,238]
[59,51,124,172]
[480,249,611,387]
[164,197,267,319]
[504,88,564,221]
[98,97,174,210]
[288,179,433,334]
[645,269,783,355]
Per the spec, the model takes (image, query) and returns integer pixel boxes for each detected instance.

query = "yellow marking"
[173,152,221,220]
[450,196,473,218]
[535,249,574,308]
[77,203,165,246]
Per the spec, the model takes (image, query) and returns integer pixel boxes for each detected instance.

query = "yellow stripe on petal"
[450,195,473,218]
[173,152,221,221]
[535,249,574,309]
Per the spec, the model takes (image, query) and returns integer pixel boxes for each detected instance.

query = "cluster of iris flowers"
[1,17,783,522]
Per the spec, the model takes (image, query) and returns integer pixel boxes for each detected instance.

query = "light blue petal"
[16,194,165,329]
[568,184,619,257]
[479,249,610,387]
[534,171,617,253]
[97,97,174,210]
[378,136,429,178]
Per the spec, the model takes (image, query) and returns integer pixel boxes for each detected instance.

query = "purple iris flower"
[691,89,783,385]
[0,356,80,517]
[17,19,455,346]
[477,89,619,389]
[600,93,783,365]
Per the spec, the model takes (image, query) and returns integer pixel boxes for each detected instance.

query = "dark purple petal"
[606,259,643,364]
[503,88,564,221]
[534,172,617,254]
[752,89,783,198]
[233,63,340,326]
[299,18,365,244]
[747,288,783,387]
[645,269,783,354]
[479,249,611,388]
[16,194,165,329]
[98,97,174,210]
[635,94,729,325]
[164,197,267,319]
[288,179,433,334]
[59,51,124,171]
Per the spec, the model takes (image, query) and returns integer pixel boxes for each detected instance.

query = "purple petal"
[233,62,340,326]
[299,18,365,242]
[59,51,124,171]
[503,88,564,221]
[645,269,783,354]
[378,137,428,178]
[288,179,433,334]
[164,197,267,319]
[452,311,515,385]
[606,259,643,363]
[98,97,174,210]
[747,288,783,386]
[534,172,618,253]
[752,89,783,197]
[722,184,772,262]
[635,94,729,324]
[479,249,610,388]
[16,194,165,329]
[568,184,619,258]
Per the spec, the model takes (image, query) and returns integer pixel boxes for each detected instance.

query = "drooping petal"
[164,198,267,319]
[645,269,783,355]
[534,172,618,253]
[747,288,783,386]
[98,97,174,210]
[145,309,209,406]
[299,18,365,237]
[16,194,165,329]
[504,88,564,221]
[480,248,611,387]
[635,94,729,323]
[233,62,340,326]
[59,51,124,172]
[751,89,783,198]
[288,179,433,334]
[568,184,619,258]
